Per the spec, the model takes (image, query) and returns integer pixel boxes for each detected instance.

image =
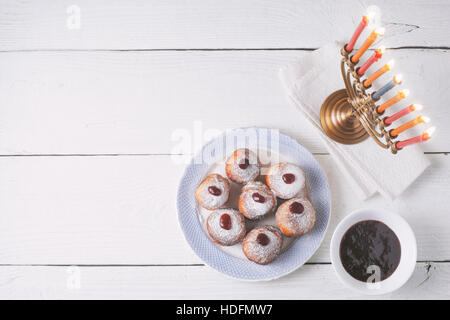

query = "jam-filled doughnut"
[266,163,306,199]
[238,181,276,220]
[225,148,260,184]
[206,209,246,246]
[195,173,230,210]
[242,226,283,265]
[276,198,316,237]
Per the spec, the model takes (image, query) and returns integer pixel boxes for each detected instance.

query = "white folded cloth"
[280,42,430,200]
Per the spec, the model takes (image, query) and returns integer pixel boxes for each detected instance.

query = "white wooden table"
[0,0,449,299]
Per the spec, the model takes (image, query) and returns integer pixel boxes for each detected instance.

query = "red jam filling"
[252,192,266,203]
[289,202,304,214]
[282,173,295,184]
[208,186,222,196]
[220,214,232,230]
[256,233,270,246]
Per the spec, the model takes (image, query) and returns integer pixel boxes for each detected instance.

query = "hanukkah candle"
[320,9,434,154]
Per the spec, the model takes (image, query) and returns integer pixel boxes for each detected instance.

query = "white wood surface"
[1,0,450,50]
[0,49,448,155]
[0,263,449,299]
[0,154,448,265]
[0,0,449,299]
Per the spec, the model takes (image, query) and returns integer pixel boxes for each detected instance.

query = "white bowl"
[330,208,417,295]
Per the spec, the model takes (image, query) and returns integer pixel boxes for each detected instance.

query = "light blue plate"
[177,127,331,280]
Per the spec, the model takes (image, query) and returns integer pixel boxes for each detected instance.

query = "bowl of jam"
[330,208,417,295]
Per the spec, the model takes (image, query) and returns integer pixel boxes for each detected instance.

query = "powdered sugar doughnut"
[242,226,283,265]
[206,209,246,246]
[276,198,316,237]
[266,163,306,199]
[225,148,260,184]
[238,181,276,220]
[195,174,230,210]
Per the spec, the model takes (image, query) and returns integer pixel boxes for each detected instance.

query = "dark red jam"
[289,202,304,214]
[256,233,270,246]
[219,214,232,230]
[252,192,266,203]
[208,186,222,196]
[339,220,401,282]
[282,173,295,184]
[239,158,250,169]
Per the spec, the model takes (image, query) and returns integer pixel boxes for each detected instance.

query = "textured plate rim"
[176,127,331,281]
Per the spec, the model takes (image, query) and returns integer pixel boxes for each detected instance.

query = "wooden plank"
[0,262,448,299]
[0,49,447,155]
[0,154,447,265]
[1,0,449,50]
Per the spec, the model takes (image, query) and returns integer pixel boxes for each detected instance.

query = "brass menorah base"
[320,89,369,145]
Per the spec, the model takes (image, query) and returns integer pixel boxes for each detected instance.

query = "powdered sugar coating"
[195,174,230,210]
[276,198,316,237]
[266,163,306,199]
[242,226,283,265]
[225,149,260,184]
[206,209,246,246]
[238,181,276,220]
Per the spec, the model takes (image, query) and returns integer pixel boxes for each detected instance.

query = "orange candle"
[363,59,394,87]
[351,27,385,63]
[396,127,435,149]
[390,116,430,137]
[377,89,409,114]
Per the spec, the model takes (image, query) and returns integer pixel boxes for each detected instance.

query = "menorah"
[320,12,434,154]
[320,45,402,153]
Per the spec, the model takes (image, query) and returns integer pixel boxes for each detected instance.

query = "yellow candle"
[377,89,409,114]
[390,116,430,137]
[363,59,394,87]
[351,27,385,63]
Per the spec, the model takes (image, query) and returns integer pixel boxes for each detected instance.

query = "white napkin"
[280,42,430,200]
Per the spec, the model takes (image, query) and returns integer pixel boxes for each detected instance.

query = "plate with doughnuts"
[177,127,330,280]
